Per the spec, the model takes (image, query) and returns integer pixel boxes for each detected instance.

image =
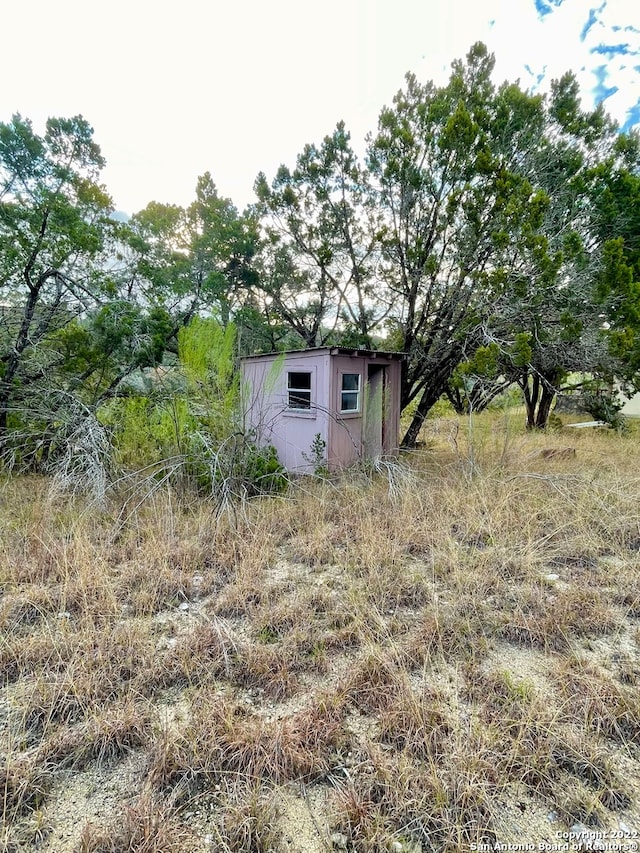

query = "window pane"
[340,373,360,412]
[289,391,311,410]
[341,392,359,411]
[342,373,360,391]
[287,371,312,409]
[288,372,311,390]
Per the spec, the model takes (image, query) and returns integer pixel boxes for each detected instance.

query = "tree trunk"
[533,382,556,428]
[522,373,538,429]
[0,398,7,437]
[445,385,466,415]
[445,379,512,415]
[401,385,443,447]
[521,371,558,429]
[400,342,467,447]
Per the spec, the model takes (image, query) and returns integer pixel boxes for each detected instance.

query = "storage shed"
[241,347,405,473]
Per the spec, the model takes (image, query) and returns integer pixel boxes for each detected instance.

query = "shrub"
[100,318,288,501]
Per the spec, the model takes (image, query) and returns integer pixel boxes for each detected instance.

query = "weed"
[4,418,640,846]
[219,783,282,852]
[76,794,190,852]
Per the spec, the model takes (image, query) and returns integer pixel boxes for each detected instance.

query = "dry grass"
[3,416,640,851]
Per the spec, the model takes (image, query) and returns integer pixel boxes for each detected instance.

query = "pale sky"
[3,0,639,216]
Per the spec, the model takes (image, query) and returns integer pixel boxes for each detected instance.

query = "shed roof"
[240,346,407,361]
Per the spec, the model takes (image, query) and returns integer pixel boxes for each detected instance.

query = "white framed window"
[287,371,312,410]
[340,372,361,412]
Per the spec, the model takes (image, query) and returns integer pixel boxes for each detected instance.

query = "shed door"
[364,364,386,457]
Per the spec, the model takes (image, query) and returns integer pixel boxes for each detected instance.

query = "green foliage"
[596,238,640,376]
[365,42,573,442]
[302,433,329,477]
[181,432,288,498]
[363,47,640,436]
[236,442,288,495]
[509,333,533,368]
[0,113,202,473]
[454,344,501,385]
[581,384,628,431]
[255,121,380,348]
[105,318,236,463]
[101,318,287,499]
[101,395,190,468]
[0,113,115,435]
[3,55,640,468]
[179,317,239,453]
[178,316,234,384]
[127,178,258,321]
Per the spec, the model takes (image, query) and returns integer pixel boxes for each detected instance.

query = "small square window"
[288,371,312,410]
[341,373,361,412]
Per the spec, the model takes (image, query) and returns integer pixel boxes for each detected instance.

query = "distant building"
[241,347,405,473]
[620,392,640,418]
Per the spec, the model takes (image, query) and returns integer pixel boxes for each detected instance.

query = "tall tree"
[367,44,551,445]
[188,173,259,326]
[590,132,640,386]
[474,76,640,428]
[0,114,115,437]
[254,123,387,348]
[128,176,259,332]
[252,46,640,440]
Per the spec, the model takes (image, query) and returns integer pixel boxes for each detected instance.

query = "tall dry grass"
[3,416,640,851]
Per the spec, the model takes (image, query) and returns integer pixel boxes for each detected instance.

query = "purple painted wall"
[241,348,404,473]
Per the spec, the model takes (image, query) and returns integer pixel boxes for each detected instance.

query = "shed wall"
[328,354,402,469]
[242,352,331,473]
[242,350,403,473]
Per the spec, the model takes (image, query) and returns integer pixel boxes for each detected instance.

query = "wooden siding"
[241,351,331,473]
[241,348,404,473]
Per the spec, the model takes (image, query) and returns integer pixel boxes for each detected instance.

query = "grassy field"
[3,412,640,852]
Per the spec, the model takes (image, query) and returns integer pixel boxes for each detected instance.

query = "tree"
[0,119,248,471]
[0,114,115,440]
[590,133,640,385]
[445,343,512,415]
[474,77,640,428]
[127,175,260,338]
[251,47,640,440]
[254,123,387,348]
[188,173,259,326]
[367,44,552,444]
